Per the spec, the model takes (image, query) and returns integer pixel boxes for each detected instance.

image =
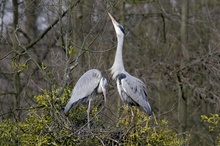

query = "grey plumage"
[116,73,152,115]
[64,69,107,114]
[108,13,152,116]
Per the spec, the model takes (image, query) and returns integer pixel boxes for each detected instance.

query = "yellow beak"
[108,13,118,25]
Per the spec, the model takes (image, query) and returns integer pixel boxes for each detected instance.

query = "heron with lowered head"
[64,69,107,129]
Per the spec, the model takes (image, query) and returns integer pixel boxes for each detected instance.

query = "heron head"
[100,77,108,103]
[108,13,125,37]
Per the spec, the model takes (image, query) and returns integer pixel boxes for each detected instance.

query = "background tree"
[0,0,219,145]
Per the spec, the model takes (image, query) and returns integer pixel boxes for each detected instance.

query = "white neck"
[110,34,125,79]
[97,82,103,93]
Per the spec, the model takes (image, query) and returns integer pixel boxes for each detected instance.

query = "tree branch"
[25,0,81,50]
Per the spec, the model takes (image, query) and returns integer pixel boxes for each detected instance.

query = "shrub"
[0,88,187,145]
[201,114,220,145]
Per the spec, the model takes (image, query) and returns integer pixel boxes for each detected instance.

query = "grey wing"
[121,74,152,116]
[64,69,101,113]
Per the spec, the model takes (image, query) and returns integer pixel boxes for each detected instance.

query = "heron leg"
[130,107,134,123]
[87,98,92,129]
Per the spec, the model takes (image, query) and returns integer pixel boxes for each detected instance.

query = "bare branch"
[25,0,81,50]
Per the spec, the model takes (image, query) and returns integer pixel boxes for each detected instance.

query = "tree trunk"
[180,0,189,60]
[178,0,189,140]
[24,0,38,39]
[12,0,21,121]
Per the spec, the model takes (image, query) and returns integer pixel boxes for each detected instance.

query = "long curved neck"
[111,34,125,79]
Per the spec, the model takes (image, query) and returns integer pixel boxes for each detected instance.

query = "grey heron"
[108,13,152,117]
[64,69,107,129]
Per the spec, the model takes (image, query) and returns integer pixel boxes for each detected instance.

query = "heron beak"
[108,13,118,25]
[102,87,107,104]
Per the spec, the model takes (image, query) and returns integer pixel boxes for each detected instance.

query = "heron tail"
[64,102,73,114]
[143,101,152,116]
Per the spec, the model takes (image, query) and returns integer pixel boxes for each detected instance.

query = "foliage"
[201,114,220,145]
[0,88,100,145]
[0,89,187,145]
[110,106,186,145]
[12,61,29,73]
